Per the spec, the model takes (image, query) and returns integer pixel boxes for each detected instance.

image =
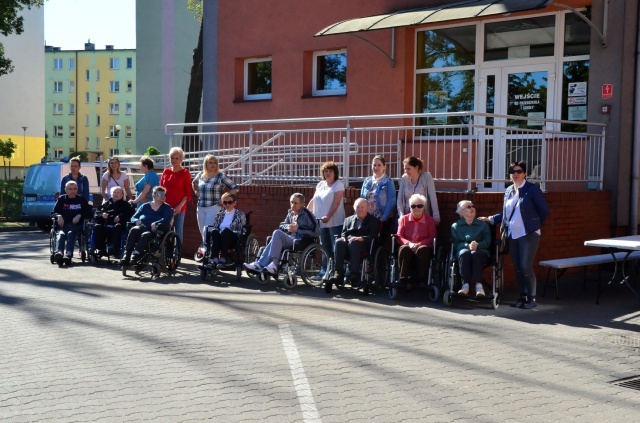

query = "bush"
[0,180,24,219]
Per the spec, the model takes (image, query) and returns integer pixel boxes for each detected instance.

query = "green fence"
[0,181,23,220]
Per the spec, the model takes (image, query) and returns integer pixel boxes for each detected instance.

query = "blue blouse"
[135,171,159,208]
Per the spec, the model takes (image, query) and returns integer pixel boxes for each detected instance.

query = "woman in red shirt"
[160,147,192,241]
[396,193,437,285]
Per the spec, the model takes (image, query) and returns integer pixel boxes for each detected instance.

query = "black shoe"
[198,262,215,271]
[349,272,361,286]
[63,256,72,266]
[120,255,131,266]
[511,297,527,308]
[99,249,108,257]
[54,251,63,265]
[330,270,345,282]
[522,298,537,309]
[130,254,141,264]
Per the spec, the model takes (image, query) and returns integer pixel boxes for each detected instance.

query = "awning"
[315,0,552,36]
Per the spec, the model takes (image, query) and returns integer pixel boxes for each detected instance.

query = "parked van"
[21,161,101,229]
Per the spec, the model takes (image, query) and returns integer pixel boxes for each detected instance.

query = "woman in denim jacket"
[480,161,549,310]
[360,155,396,241]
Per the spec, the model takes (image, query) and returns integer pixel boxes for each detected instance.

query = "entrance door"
[477,64,555,191]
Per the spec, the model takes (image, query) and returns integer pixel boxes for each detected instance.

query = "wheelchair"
[87,210,127,265]
[386,235,444,301]
[323,235,388,295]
[48,214,90,266]
[442,223,503,310]
[254,234,330,289]
[199,212,260,282]
[121,222,182,280]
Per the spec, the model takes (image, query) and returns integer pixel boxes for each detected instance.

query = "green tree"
[73,151,88,162]
[0,0,45,77]
[183,0,203,152]
[145,146,161,156]
[0,138,17,179]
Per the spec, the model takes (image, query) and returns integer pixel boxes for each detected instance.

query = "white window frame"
[127,80,132,92]
[54,148,64,159]
[85,92,90,103]
[53,103,63,115]
[312,49,347,96]
[244,57,272,100]
[110,81,120,92]
[126,103,132,115]
[69,103,75,115]
[125,125,132,138]
[85,137,89,149]
[96,92,101,104]
[53,58,63,70]
[54,126,63,137]
[69,58,75,69]
[110,57,120,69]
[109,148,119,157]
[69,81,75,93]
[109,103,120,115]
[96,137,101,149]
[54,81,63,92]
[69,126,75,138]
[96,69,100,81]
[126,57,133,69]
[96,115,101,127]
[85,114,89,127]
[85,69,90,81]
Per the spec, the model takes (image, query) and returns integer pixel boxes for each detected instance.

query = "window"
[126,81,132,92]
[244,57,272,100]
[53,58,63,70]
[110,81,120,92]
[109,57,120,69]
[109,148,119,157]
[125,125,132,138]
[110,103,120,115]
[85,114,89,127]
[96,115,101,126]
[69,126,75,137]
[126,103,132,115]
[85,92,90,103]
[484,16,555,61]
[96,70,100,81]
[96,137,101,149]
[109,126,120,137]
[69,103,75,115]
[415,26,476,131]
[313,50,347,96]
[85,137,89,149]
[53,103,63,115]
[85,69,90,80]
[54,126,63,137]
[69,81,75,93]
[54,148,63,159]
[126,57,133,69]
[564,12,591,57]
[54,81,63,92]
[96,92,101,104]
[69,58,75,69]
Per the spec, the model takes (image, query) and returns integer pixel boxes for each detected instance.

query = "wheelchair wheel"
[428,284,440,302]
[194,243,205,263]
[491,291,500,310]
[284,272,297,289]
[236,266,243,281]
[388,287,399,300]
[49,229,56,255]
[161,231,182,273]
[300,243,330,287]
[443,290,453,307]
[373,247,389,288]
[244,234,259,263]
[257,271,269,285]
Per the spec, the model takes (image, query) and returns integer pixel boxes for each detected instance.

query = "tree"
[183,0,204,152]
[145,146,161,156]
[0,1,45,77]
[73,151,88,162]
[0,138,17,179]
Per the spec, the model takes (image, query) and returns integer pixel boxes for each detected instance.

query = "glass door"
[477,64,555,191]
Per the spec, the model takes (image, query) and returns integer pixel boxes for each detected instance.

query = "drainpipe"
[632,5,640,235]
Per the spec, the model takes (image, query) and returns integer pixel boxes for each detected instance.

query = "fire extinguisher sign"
[602,84,613,99]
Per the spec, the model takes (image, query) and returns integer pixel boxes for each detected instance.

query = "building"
[135,0,201,154]
[45,43,136,161]
[199,0,639,232]
[0,6,45,179]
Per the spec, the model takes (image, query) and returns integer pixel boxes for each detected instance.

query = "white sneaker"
[264,262,279,275]
[475,283,485,297]
[458,283,469,295]
[243,261,262,272]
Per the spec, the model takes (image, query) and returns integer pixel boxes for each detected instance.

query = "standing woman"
[480,161,549,309]
[397,156,440,225]
[360,155,396,241]
[192,154,238,243]
[130,156,159,209]
[307,161,346,277]
[160,147,192,241]
[101,156,133,202]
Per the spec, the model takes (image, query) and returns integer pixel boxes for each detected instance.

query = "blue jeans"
[173,211,185,242]
[510,232,541,297]
[258,230,295,268]
[55,223,82,256]
[320,225,342,273]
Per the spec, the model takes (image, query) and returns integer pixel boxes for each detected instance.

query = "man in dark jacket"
[331,198,380,284]
[59,156,91,200]
[92,186,135,256]
[52,180,93,266]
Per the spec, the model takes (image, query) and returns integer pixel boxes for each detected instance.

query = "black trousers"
[207,228,239,260]
[125,226,155,256]
[93,223,124,252]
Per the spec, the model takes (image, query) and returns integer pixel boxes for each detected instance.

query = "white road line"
[279,324,323,423]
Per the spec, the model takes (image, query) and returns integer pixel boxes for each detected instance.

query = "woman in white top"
[308,162,346,275]
[397,156,440,225]
[102,156,132,202]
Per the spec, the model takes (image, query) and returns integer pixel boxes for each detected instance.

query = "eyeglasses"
[410,204,424,209]
[154,193,166,197]
[222,200,234,205]
[466,205,475,209]
[509,169,524,175]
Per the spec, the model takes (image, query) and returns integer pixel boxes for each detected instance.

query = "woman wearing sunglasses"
[452,200,491,297]
[120,186,173,266]
[479,161,549,309]
[396,194,437,287]
[199,192,246,270]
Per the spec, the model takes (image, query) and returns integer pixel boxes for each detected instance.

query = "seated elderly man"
[52,180,93,266]
[244,193,318,275]
[451,200,491,297]
[396,194,437,286]
[330,198,380,285]
[92,186,135,257]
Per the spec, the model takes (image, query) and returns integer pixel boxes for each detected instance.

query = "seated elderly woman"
[199,192,246,270]
[92,186,135,257]
[451,200,491,297]
[120,186,174,266]
[396,194,437,285]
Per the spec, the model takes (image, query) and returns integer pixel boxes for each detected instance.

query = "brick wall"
[183,186,613,288]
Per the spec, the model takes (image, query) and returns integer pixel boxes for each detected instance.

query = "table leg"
[619,250,640,302]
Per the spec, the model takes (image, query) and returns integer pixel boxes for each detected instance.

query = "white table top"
[584,235,640,250]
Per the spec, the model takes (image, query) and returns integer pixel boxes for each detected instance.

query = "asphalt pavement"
[1,231,640,422]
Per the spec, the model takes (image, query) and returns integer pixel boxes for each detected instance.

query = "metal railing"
[164,112,606,192]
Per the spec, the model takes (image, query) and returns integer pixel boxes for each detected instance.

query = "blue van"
[22,162,100,229]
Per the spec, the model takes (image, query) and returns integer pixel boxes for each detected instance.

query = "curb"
[0,225,40,233]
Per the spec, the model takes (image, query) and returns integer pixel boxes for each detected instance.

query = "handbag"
[499,206,517,254]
